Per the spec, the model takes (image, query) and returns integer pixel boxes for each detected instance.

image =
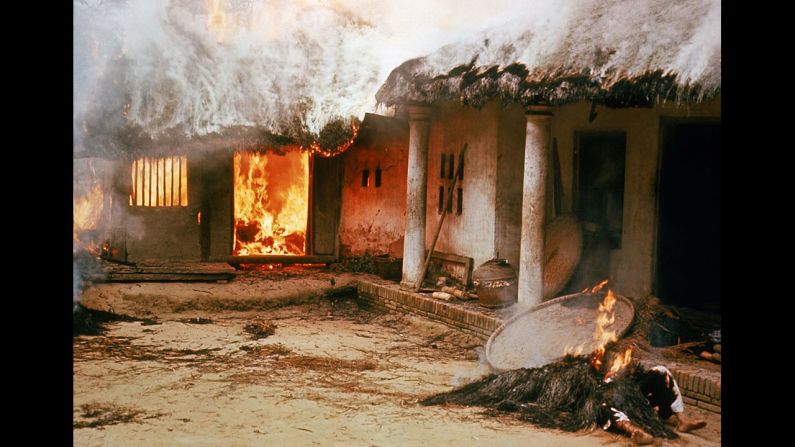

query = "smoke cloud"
[73,0,553,153]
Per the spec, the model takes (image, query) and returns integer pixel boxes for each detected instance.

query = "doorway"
[655,120,721,312]
[567,131,627,292]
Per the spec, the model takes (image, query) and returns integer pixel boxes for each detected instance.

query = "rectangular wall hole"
[361,169,370,187]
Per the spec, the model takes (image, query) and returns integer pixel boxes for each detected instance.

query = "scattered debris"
[328,255,377,273]
[73,304,158,336]
[74,402,164,429]
[432,291,454,301]
[239,343,290,356]
[243,320,277,339]
[440,286,468,299]
[180,317,214,325]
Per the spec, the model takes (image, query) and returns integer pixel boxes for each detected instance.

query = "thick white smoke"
[418,0,721,89]
[74,0,720,154]
[73,0,550,152]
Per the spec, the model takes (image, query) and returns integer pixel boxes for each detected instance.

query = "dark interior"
[566,131,627,292]
[655,121,721,313]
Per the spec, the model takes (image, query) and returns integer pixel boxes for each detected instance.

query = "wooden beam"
[229,255,337,265]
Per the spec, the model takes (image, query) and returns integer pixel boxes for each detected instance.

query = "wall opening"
[566,131,626,292]
[655,120,720,312]
[233,150,309,256]
[130,155,188,207]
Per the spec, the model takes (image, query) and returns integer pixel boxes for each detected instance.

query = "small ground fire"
[73,184,104,254]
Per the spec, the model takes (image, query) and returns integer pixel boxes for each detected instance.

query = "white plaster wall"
[425,101,499,268]
[495,103,528,269]
[550,97,721,298]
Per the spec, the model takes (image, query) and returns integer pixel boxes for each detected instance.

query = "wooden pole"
[415,143,467,292]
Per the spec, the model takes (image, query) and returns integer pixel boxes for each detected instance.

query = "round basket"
[543,214,583,300]
[485,291,635,372]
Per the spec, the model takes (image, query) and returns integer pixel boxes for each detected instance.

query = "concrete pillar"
[518,105,552,305]
[400,104,432,290]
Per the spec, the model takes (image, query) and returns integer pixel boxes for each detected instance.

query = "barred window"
[438,151,464,215]
[129,155,188,207]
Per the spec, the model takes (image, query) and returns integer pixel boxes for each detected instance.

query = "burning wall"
[74,158,118,255]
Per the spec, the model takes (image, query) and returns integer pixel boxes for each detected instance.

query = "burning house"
[73,137,352,264]
[73,0,371,268]
[73,0,719,311]
[73,1,721,444]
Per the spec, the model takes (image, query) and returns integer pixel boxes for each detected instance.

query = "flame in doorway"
[233,150,309,256]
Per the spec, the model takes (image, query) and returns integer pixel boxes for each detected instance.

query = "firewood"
[441,286,466,298]
[699,351,713,361]
[432,291,454,301]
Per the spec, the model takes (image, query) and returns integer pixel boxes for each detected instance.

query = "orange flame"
[563,344,584,357]
[233,150,309,256]
[73,184,104,254]
[605,348,633,379]
[582,278,609,294]
[590,289,619,372]
[306,119,360,158]
[207,0,227,43]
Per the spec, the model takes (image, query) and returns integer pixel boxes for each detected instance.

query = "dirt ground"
[74,273,721,447]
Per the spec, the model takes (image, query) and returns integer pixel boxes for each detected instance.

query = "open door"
[655,120,721,312]
[566,131,626,292]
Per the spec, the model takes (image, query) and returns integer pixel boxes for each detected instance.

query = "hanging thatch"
[421,357,677,439]
[376,0,720,109]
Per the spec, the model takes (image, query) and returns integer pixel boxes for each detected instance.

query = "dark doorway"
[566,132,626,292]
[655,120,721,313]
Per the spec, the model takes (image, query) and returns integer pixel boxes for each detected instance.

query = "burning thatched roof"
[74,0,369,159]
[376,0,720,109]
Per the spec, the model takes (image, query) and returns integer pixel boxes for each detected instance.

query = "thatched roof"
[74,0,370,159]
[376,0,720,109]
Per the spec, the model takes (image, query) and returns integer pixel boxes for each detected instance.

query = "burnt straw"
[421,358,676,439]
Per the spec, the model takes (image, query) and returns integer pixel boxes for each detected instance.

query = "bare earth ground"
[74,273,721,446]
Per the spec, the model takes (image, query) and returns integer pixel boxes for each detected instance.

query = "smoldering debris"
[328,255,378,274]
[243,319,276,339]
[421,358,677,439]
[73,303,159,336]
[74,402,165,429]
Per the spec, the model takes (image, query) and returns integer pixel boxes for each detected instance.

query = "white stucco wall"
[550,97,721,298]
[424,101,500,268]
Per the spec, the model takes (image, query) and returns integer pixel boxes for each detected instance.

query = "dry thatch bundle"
[421,358,676,439]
